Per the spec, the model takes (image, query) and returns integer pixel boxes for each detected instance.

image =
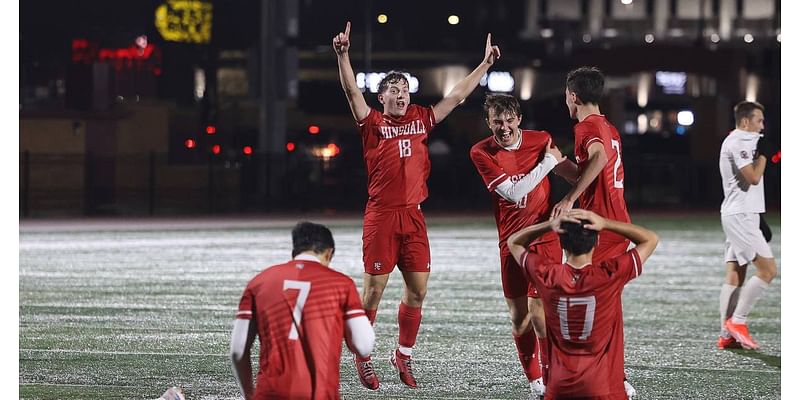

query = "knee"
[363,284,386,305]
[509,310,529,334]
[405,286,427,304]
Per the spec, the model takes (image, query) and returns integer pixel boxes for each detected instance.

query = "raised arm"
[432,33,501,123]
[570,209,659,264]
[333,21,370,121]
[551,141,607,218]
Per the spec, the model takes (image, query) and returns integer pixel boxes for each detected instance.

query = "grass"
[19,212,780,399]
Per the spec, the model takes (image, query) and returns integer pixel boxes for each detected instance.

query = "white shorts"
[721,213,773,265]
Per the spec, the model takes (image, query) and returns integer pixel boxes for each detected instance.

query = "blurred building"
[19,0,780,216]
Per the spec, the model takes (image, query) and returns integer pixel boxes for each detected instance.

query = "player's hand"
[333,21,351,55]
[483,33,501,65]
[545,139,565,163]
[550,213,581,233]
[550,197,575,220]
[567,209,605,231]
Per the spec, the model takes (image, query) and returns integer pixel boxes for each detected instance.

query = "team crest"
[740,150,749,159]
[373,262,382,270]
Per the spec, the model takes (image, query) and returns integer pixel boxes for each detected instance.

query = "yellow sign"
[155,1,212,44]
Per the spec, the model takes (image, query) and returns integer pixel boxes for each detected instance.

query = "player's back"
[246,259,358,399]
[523,250,643,399]
[573,115,630,224]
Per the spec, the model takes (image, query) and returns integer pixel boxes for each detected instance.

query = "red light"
[771,151,781,164]
[308,125,320,135]
[153,67,162,76]
[212,144,221,155]
[206,125,216,135]
[243,145,253,155]
[184,139,196,149]
[286,142,296,152]
[326,143,341,157]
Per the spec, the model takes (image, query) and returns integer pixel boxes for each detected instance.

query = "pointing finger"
[345,21,351,37]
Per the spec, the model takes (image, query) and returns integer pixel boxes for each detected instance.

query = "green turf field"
[19,213,780,399]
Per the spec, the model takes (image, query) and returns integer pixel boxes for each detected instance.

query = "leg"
[362,272,391,320]
[719,261,745,339]
[506,295,543,389]
[391,270,428,388]
[731,255,776,323]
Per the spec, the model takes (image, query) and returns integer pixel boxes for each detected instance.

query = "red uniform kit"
[574,115,632,262]
[470,129,562,298]
[357,105,437,274]
[236,259,366,399]
[521,249,644,400]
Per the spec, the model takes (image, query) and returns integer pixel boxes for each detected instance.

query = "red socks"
[397,302,422,349]
[365,309,378,325]
[513,330,542,381]
[538,336,549,384]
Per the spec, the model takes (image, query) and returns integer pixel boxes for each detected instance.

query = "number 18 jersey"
[521,249,643,400]
[358,105,436,209]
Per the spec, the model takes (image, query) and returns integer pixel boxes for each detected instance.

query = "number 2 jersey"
[521,248,643,400]
[236,259,366,399]
[573,114,630,225]
[357,105,436,209]
[470,129,557,252]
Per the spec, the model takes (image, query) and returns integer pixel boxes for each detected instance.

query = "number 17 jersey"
[358,105,436,209]
[522,249,643,400]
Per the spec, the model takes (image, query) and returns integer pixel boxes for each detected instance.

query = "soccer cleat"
[717,335,743,350]
[529,376,545,399]
[390,349,418,388]
[725,318,760,350]
[157,386,185,400]
[354,356,380,390]
[624,379,636,398]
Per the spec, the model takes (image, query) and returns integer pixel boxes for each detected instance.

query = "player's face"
[379,81,410,117]
[565,88,578,120]
[486,109,522,147]
[744,109,765,133]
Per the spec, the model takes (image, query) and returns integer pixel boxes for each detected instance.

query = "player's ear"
[378,93,385,105]
[517,113,523,125]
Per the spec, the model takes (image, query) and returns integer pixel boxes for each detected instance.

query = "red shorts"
[362,206,431,275]
[592,230,631,263]
[501,231,562,299]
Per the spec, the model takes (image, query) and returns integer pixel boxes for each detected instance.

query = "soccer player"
[229,222,375,399]
[716,101,778,350]
[469,93,566,397]
[333,21,500,389]
[507,209,659,400]
[551,66,632,264]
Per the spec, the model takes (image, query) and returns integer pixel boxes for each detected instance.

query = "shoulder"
[357,108,383,126]
[521,129,551,144]
[470,136,497,158]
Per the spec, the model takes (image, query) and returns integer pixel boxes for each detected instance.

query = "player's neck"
[576,105,602,122]
[734,126,760,135]
[294,252,331,266]
[566,253,593,269]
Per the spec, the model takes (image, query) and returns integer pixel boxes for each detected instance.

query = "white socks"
[719,283,741,336]
[731,276,770,324]
[398,346,413,357]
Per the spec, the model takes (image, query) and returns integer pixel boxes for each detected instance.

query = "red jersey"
[357,105,437,209]
[236,258,365,399]
[521,249,643,400]
[573,115,631,224]
[470,130,556,252]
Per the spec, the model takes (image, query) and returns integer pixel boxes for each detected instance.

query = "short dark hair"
[378,71,409,94]
[566,66,605,105]
[483,93,521,118]
[558,219,598,256]
[733,101,765,125]
[291,221,335,258]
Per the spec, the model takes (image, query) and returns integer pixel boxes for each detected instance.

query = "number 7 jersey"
[573,114,630,224]
[357,105,436,209]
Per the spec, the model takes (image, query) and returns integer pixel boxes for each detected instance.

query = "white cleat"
[624,380,637,398]
[529,377,545,399]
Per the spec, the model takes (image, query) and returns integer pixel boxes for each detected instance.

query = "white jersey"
[719,129,764,216]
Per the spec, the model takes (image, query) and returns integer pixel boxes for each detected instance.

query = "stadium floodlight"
[677,110,694,126]
[487,71,514,93]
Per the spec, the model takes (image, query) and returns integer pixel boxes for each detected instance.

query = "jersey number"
[610,139,624,189]
[283,280,311,340]
[557,295,596,340]
[399,139,412,158]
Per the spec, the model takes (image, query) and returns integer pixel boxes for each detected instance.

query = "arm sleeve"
[230,318,252,361]
[494,153,559,203]
[235,286,254,320]
[607,248,643,283]
[419,105,437,131]
[470,146,508,192]
[731,139,755,169]
[575,122,604,155]
[343,281,374,358]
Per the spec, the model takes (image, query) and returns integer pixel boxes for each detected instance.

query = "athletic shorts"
[592,230,632,263]
[722,213,773,265]
[362,205,431,275]
[501,231,562,299]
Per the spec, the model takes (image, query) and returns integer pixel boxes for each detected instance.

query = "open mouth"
[396,101,406,108]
